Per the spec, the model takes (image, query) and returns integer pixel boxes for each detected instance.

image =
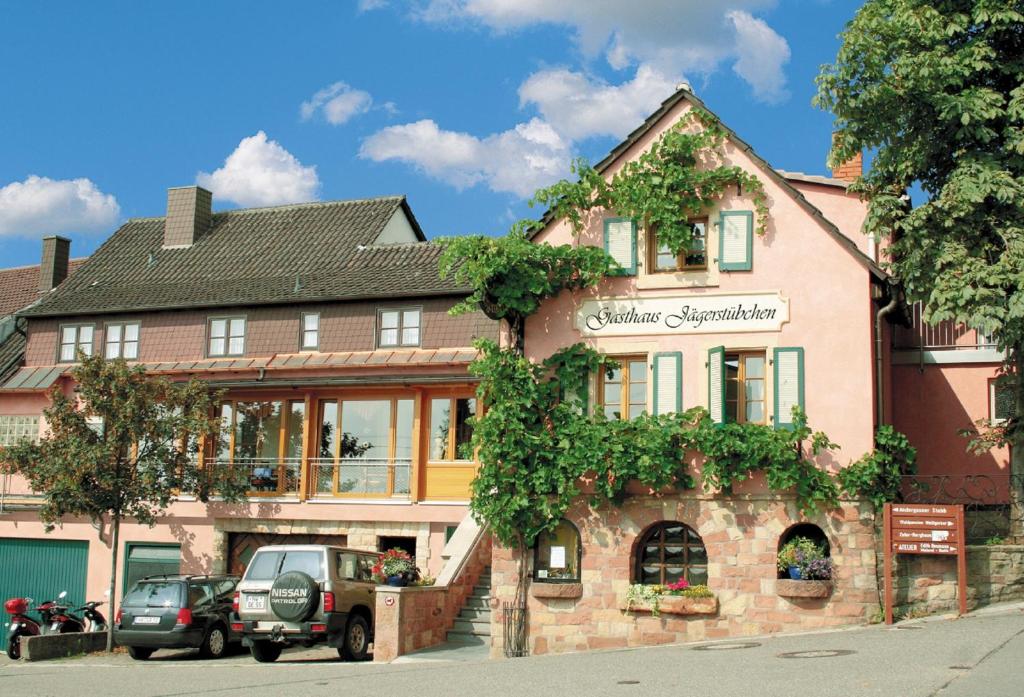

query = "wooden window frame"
[207,316,247,358]
[633,521,707,586]
[376,307,422,349]
[104,321,141,360]
[426,394,478,463]
[218,398,305,497]
[724,350,767,425]
[300,312,320,352]
[57,323,95,363]
[646,218,709,273]
[597,355,648,421]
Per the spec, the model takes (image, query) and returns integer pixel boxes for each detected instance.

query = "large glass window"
[429,397,476,461]
[104,322,140,360]
[314,397,414,497]
[635,522,708,586]
[725,351,766,424]
[58,324,94,362]
[0,415,40,446]
[378,308,421,348]
[534,520,582,583]
[217,399,304,495]
[598,357,647,420]
[208,317,246,357]
[648,220,708,272]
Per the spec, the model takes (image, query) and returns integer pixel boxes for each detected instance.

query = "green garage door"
[0,538,89,607]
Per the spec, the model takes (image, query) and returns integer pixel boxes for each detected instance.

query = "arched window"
[533,520,582,583]
[777,523,830,579]
[635,522,707,586]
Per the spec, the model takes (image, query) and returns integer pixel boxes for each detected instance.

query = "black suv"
[114,575,240,660]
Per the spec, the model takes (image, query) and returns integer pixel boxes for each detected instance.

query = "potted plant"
[623,580,718,617]
[372,548,418,587]
[776,536,834,599]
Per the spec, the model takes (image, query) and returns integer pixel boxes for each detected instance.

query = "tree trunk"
[1010,348,1024,542]
[106,514,120,652]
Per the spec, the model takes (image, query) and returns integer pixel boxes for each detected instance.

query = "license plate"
[133,616,160,625]
[244,595,266,610]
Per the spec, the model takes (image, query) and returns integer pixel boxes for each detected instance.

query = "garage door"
[0,538,89,607]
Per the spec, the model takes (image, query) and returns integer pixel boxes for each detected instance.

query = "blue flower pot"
[386,575,408,587]
[788,566,802,580]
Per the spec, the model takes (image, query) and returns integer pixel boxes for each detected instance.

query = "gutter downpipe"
[875,284,899,427]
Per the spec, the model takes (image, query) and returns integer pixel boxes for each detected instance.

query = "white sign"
[549,546,566,569]
[576,293,789,337]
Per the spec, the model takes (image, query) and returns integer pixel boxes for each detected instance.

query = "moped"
[72,599,108,632]
[4,596,40,660]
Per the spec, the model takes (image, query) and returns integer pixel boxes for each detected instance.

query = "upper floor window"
[105,322,140,360]
[378,308,421,348]
[58,324,94,362]
[598,356,647,420]
[725,351,766,424]
[301,313,319,351]
[0,415,40,447]
[208,317,246,357]
[648,219,708,272]
[428,396,476,461]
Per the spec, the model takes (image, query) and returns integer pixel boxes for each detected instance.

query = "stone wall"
[490,494,878,658]
[884,545,1024,616]
[373,534,492,662]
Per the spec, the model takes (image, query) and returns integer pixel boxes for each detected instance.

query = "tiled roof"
[776,170,850,189]
[0,258,87,317]
[0,331,28,384]
[20,197,467,318]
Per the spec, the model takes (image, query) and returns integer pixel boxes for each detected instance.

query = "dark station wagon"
[114,574,240,660]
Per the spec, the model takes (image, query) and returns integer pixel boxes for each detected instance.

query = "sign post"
[883,503,967,624]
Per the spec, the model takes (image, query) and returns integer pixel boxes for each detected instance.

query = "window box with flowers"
[372,548,419,587]
[776,537,834,599]
[622,580,718,617]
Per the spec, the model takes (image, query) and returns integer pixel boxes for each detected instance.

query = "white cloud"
[518,64,677,141]
[0,176,120,237]
[415,0,789,102]
[359,117,570,197]
[358,0,389,10]
[197,131,320,207]
[300,82,374,125]
[727,11,790,104]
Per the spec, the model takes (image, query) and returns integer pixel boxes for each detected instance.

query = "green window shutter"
[603,217,637,276]
[718,210,753,271]
[773,347,805,430]
[707,346,726,424]
[653,352,683,415]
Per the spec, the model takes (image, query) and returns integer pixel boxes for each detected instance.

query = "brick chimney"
[39,235,71,292]
[163,186,212,248]
[831,151,863,182]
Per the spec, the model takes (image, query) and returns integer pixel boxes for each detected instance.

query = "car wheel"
[128,646,155,661]
[250,641,282,663]
[200,624,228,659]
[339,615,369,661]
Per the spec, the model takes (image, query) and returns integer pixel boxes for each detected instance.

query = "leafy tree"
[816,0,1024,536]
[1,353,247,651]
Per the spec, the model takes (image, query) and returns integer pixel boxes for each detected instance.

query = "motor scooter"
[42,592,84,634]
[73,600,107,632]
[4,596,40,660]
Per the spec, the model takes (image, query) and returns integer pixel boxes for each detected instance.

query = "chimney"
[39,235,71,292]
[831,151,863,182]
[163,186,212,248]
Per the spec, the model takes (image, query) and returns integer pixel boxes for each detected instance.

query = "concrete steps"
[446,567,492,646]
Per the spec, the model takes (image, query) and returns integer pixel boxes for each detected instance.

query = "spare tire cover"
[269,571,320,622]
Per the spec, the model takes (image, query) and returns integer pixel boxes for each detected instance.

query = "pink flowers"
[665,579,689,592]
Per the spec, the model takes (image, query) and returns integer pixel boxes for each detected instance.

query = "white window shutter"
[719,211,753,271]
[603,218,637,275]
[707,346,726,424]
[653,352,683,415]
[773,347,805,430]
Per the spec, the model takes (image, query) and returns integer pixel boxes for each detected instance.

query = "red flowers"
[665,579,689,592]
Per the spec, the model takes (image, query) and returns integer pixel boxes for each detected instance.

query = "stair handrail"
[435,516,488,588]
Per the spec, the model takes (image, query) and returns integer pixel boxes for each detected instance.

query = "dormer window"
[378,308,421,348]
[208,317,246,357]
[58,324,94,362]
[105,322,140,360]
[301,313,319,351]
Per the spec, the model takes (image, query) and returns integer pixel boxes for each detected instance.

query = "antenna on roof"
[294,275,302,292]
[147,252,156,268]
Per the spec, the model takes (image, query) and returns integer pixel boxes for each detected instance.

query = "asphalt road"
[2,605,1023,697]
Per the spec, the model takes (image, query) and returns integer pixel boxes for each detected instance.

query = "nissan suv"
[232,545,378,662]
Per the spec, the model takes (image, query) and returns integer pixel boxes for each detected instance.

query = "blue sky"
[0,0,863,268]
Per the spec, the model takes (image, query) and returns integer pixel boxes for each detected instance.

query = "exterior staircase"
[446,566,492,646]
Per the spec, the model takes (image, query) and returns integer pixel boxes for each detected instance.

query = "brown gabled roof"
[19,196,468,318]
[531,87,886,281]
[0,258,87,317]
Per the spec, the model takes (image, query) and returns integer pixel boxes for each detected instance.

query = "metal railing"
[894,302,996,351]
[309,457,412,498]
[901,474,1024,542]
[210,457,301,496]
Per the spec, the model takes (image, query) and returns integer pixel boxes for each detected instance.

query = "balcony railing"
[211,457,301,496]
[310,458,412,498]
[894,301,996,351]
